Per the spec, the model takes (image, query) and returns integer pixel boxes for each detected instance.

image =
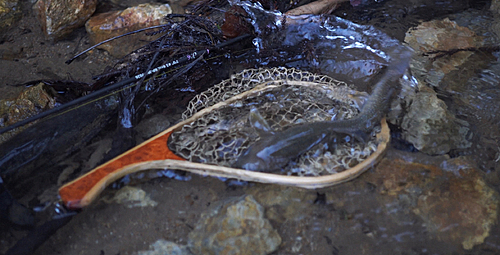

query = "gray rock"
[135,114,171,142]
[491,0,500,14]
[137,239,192,255]
[401,87,471,155]
[188,195,281,255]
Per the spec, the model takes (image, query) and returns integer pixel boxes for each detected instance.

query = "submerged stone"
[404,17,485,90]
[491,0,500,14]
[138,239,192,255]
[188,195,281,255]
[135,114,172,143]
[102,186,157,208]
[246,185,317,222]
[400,85,471,155]
[368,152,499,250]
[85,3,171,58]
[405,18,480,53]
[400,17,484,155]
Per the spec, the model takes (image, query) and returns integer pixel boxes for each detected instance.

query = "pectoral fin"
[349,129,369,143]
[330,126,369,144]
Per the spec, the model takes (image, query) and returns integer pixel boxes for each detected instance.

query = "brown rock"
[404,18,485,89]
[221,6,252,38]
[0,0,21,31]
[405,18,481,54]
[188,195,281,255]
[16,83,56,111]
[0,83,56,143]
[85,3,171,58]
[33,0,97,39]
[368,154,499,250]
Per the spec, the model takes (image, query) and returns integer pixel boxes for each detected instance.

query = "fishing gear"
[65,24,168,65]
[0,34,251,135]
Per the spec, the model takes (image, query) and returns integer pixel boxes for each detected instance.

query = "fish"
[233,108,365,171]
[233,47,412,172]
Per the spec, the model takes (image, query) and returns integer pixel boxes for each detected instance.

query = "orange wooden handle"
[58,131,185,209]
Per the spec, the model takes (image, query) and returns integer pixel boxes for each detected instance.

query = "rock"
[400,85,471,155]
[137,239,192,255]
[450,10,500,47]
[0,83,56,144]
[33,0,97,40]
[188,195,281,255]
[102,186,157,208]
[404,18,485,90]
[245,185,339,254]
[491,0,500,14]
[0,0,21,31]
[85,3,171,58]
[221,6,252,38]
[387,69,418,127]
[405,18,480,53]
[367,153,499,250]
[135,114,171,143]
[246,185,317,222]
[403,11,500,168]
[82,138,113,170]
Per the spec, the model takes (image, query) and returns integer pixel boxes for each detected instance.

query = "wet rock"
[400,85,471,155]
[405,18,480,53]
[138,239,192,255]
[246,185,317,222]
[0,0,21,31]
[387,69,418,127]
[135,114,171,143]
[429,11,500,172]
[491,0,500,14]
[246,185,339,254]
[0,178,34,227]
[85,3,171,58]
[82,138,113,170]
[404,18,485,90]
[221,6,252,38]
[102,186,158,208]
[403,11,500,166]
[33,0,97,39]
[367,152,499,250]
[0,83,56,143]
[188,195,281,255]
[449,10,500,47]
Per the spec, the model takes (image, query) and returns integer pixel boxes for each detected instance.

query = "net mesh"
[168,67,379,176]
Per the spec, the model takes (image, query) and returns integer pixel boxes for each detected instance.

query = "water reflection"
[237,1,408,85]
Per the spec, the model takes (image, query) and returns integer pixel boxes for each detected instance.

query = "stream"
[1,0,499,254]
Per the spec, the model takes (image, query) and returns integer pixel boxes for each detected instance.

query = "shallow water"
[1,0,500,254]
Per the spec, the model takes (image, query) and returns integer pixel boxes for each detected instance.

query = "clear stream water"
[1,0,499,254]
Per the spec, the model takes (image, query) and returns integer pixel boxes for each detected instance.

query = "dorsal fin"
[348,91,370,111]
[248,107,274,136]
